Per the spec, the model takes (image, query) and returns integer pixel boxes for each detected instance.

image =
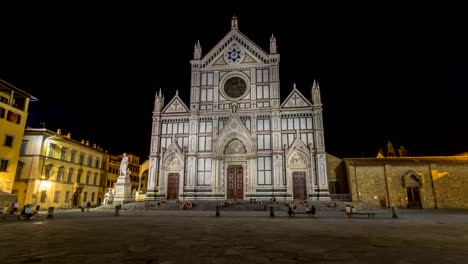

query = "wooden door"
[227,165,243,200]
[167,173,180,200]
[407,187,422,208]
[292,171,307,200]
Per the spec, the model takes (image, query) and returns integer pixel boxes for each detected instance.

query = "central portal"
[227,165,243,200]
[167,173,180,200]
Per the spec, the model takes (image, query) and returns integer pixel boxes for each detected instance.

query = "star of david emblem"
[226,48,242,63]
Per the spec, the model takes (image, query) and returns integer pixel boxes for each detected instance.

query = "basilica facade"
[146,17,330,201]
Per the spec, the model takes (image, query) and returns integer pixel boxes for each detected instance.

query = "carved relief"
[225,139,246,154]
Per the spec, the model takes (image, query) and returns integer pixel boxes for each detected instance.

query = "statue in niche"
[225,139,246,154]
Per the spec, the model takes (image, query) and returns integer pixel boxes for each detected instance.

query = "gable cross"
[291,94,300,106]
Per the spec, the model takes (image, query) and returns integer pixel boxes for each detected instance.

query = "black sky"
[1,3,467,159]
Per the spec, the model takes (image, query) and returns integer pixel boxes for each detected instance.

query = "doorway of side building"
[407,186,422,208]
[292,171,307,200]
[167,173,180,200]
[227,165,243,200]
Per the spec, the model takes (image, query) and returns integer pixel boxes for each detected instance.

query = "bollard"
[392,206,398,219]
[115,205,120,216]
[270,206,275,217]
[216,205,220,217]
[81,207,84,213]
[47,207,54,219]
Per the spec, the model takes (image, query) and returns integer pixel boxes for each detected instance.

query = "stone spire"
[270,34,277,54]
[231,15,238,30]
[312,79,322,105]
[194,40,201,60]
[154,88,164,112]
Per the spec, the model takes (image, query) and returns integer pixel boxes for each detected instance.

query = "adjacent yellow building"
[13,128,110,209]
[0,79,36,194]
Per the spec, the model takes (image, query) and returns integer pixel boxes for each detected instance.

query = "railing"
[330,194,351,202]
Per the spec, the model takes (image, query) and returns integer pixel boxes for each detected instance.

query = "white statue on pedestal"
[120,153,129,176]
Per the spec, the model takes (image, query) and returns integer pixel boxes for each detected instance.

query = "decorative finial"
[270,34,277,54]
[231,15,238,30]
[176,90,179,96]
[312,79,322,105]
[194,40,201,59]
[293,83,297,89]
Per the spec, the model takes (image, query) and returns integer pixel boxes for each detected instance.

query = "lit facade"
[13,128,109,208]
[0,79,35,193]
[147,17,330,201]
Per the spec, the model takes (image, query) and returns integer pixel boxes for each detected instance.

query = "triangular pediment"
[281,86,312,108]
[286,137,310,164]
[163,138,184,167]
[162,94,189,114]
[200,30,270,68]
[216,116,254,154]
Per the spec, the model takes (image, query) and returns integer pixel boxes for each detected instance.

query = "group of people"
[287,202,316,217]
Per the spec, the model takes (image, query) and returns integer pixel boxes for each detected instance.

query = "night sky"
[1,3,467,160]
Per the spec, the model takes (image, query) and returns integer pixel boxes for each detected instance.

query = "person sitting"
[22,205,33,220]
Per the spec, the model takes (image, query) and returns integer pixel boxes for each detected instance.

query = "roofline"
[0,79,37,100]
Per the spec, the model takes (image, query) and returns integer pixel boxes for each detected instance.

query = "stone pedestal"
[113,173,133,205]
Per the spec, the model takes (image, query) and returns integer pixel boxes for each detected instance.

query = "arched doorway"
[224,138,246,200]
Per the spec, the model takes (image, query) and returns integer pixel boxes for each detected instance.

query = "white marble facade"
[146,17,330,201]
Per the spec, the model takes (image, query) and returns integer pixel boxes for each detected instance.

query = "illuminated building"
[146,17,330,201]
[13,128,108,208]
[0,79,36,194]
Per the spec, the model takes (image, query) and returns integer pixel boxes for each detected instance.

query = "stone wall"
[344,157,468,209]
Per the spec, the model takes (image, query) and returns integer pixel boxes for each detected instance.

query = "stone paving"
[1,207,468,263]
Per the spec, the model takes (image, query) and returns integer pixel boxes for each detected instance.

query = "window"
[65,191,71,203]
[198,121,213,133]
[198,136,212,151]
[281,117,313,130]
[257,135,271,150]
[93,173,98,185]
[86,171,91,184]
[60,148,67,160]
[0,107,5,118]
[15,162,24,179]
[53,191,61,203]
[256,119,271,131]
[40,191,47,203]
[79,154,84,165]
[6,110,21,124]
[77,169,83,183]
[256,69,269,83]
[91,192,95,202]
[201,72,214,86]
[48,145,55,158]
[0,159,9,172]
[257,157,272,185]
[83,192,88,203]
[197,158,212,185]
[68,168,74,183]
[257,102,270,108]
[20,141,28,155]
[200,87,213,102]
[87,157,93,167]
[95,159,100,169]
[44,165,53,180]
[57,167,65,182]
[256,85,270,99]
[70,151,76,163]
[4,135,13,147]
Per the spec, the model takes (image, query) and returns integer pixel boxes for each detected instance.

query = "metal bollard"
[216,205,220,217]
[47,207,54,219]
[115,205,120,216]
[392,206,398,219]
[270,206,275,217]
